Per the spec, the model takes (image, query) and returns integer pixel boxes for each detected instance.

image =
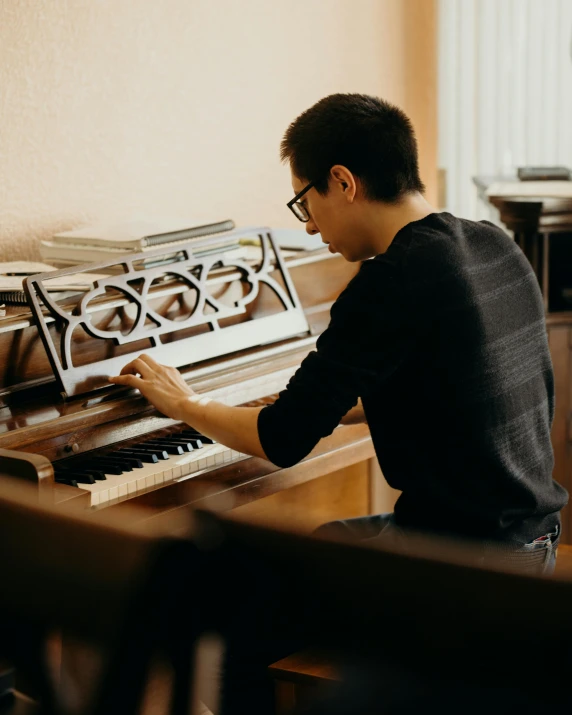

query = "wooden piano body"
[0,230,377,527]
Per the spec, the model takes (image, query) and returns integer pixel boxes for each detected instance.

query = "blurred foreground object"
[0,476,201,715]
[198,511,572,715]
[3,476,572,714]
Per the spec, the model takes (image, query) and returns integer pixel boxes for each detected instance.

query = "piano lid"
[24,228,310,399]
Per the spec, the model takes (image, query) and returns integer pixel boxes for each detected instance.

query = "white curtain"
[438,0,572,219]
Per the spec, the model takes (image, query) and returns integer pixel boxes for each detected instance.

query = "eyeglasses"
[286,180,316,222]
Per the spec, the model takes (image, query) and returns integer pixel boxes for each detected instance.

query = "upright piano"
[0,229,375,524]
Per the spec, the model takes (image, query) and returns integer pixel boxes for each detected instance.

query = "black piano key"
[117,450,159,464]
[176,435,203,449]
[56,472,96,485]
[143,441,185,455]
[55,477,78,487]
[150,438,195,451]
[56,465,107,482]
[168,441,197,452]
[91,457,133,471]
[129,445,169,460]
[78,457,122,468]
[85,461,124,475]
[54,462,101,484]
[61,467,107,482]
[81,469,107,481]
[97,452,137,472]
[102,456,143,470]
[143,437,185,446]
[178,430,214,445]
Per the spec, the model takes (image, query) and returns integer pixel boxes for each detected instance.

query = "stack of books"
[39,219,241,266]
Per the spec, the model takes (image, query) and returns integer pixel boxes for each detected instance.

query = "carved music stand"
[24,228,310,399]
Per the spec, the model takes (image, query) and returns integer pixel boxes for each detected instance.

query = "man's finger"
[109,374,144,389]
[138,353,161,367]
[119,358,151,378]
[118,359,139,376]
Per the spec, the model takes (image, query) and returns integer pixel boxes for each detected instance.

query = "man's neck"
[363,192,436,256]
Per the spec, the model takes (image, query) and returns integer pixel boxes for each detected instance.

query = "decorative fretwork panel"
[24,228,310,398]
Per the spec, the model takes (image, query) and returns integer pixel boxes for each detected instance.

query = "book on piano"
[41,218,239,266]
[51,218,235,250]
[39,238,248,268]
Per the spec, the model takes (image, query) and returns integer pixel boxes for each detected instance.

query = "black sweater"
[257,212,568,545]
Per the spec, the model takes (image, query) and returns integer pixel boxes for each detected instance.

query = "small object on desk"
[517,166,571,181]
[0,304,5,317]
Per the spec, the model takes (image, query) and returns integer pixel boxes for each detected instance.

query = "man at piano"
[111,93,567,710]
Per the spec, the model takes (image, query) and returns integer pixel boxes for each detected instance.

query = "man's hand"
[110,353,268,461]
[109,353,194,421]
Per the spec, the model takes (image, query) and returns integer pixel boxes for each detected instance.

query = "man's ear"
[329,165,357,202]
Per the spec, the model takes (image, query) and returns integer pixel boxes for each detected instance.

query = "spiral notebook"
[0,262,105,305]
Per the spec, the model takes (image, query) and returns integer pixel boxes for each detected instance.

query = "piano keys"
[53,420,261,507]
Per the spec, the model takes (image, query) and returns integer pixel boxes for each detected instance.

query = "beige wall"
[0,0,436,261]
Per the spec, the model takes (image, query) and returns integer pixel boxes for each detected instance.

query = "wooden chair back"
[197,510,572,710]
[0,477,200,715]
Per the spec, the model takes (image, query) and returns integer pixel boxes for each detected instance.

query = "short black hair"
[281,93,425,202]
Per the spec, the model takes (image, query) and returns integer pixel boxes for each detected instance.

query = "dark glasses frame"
[286,180,317,222]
